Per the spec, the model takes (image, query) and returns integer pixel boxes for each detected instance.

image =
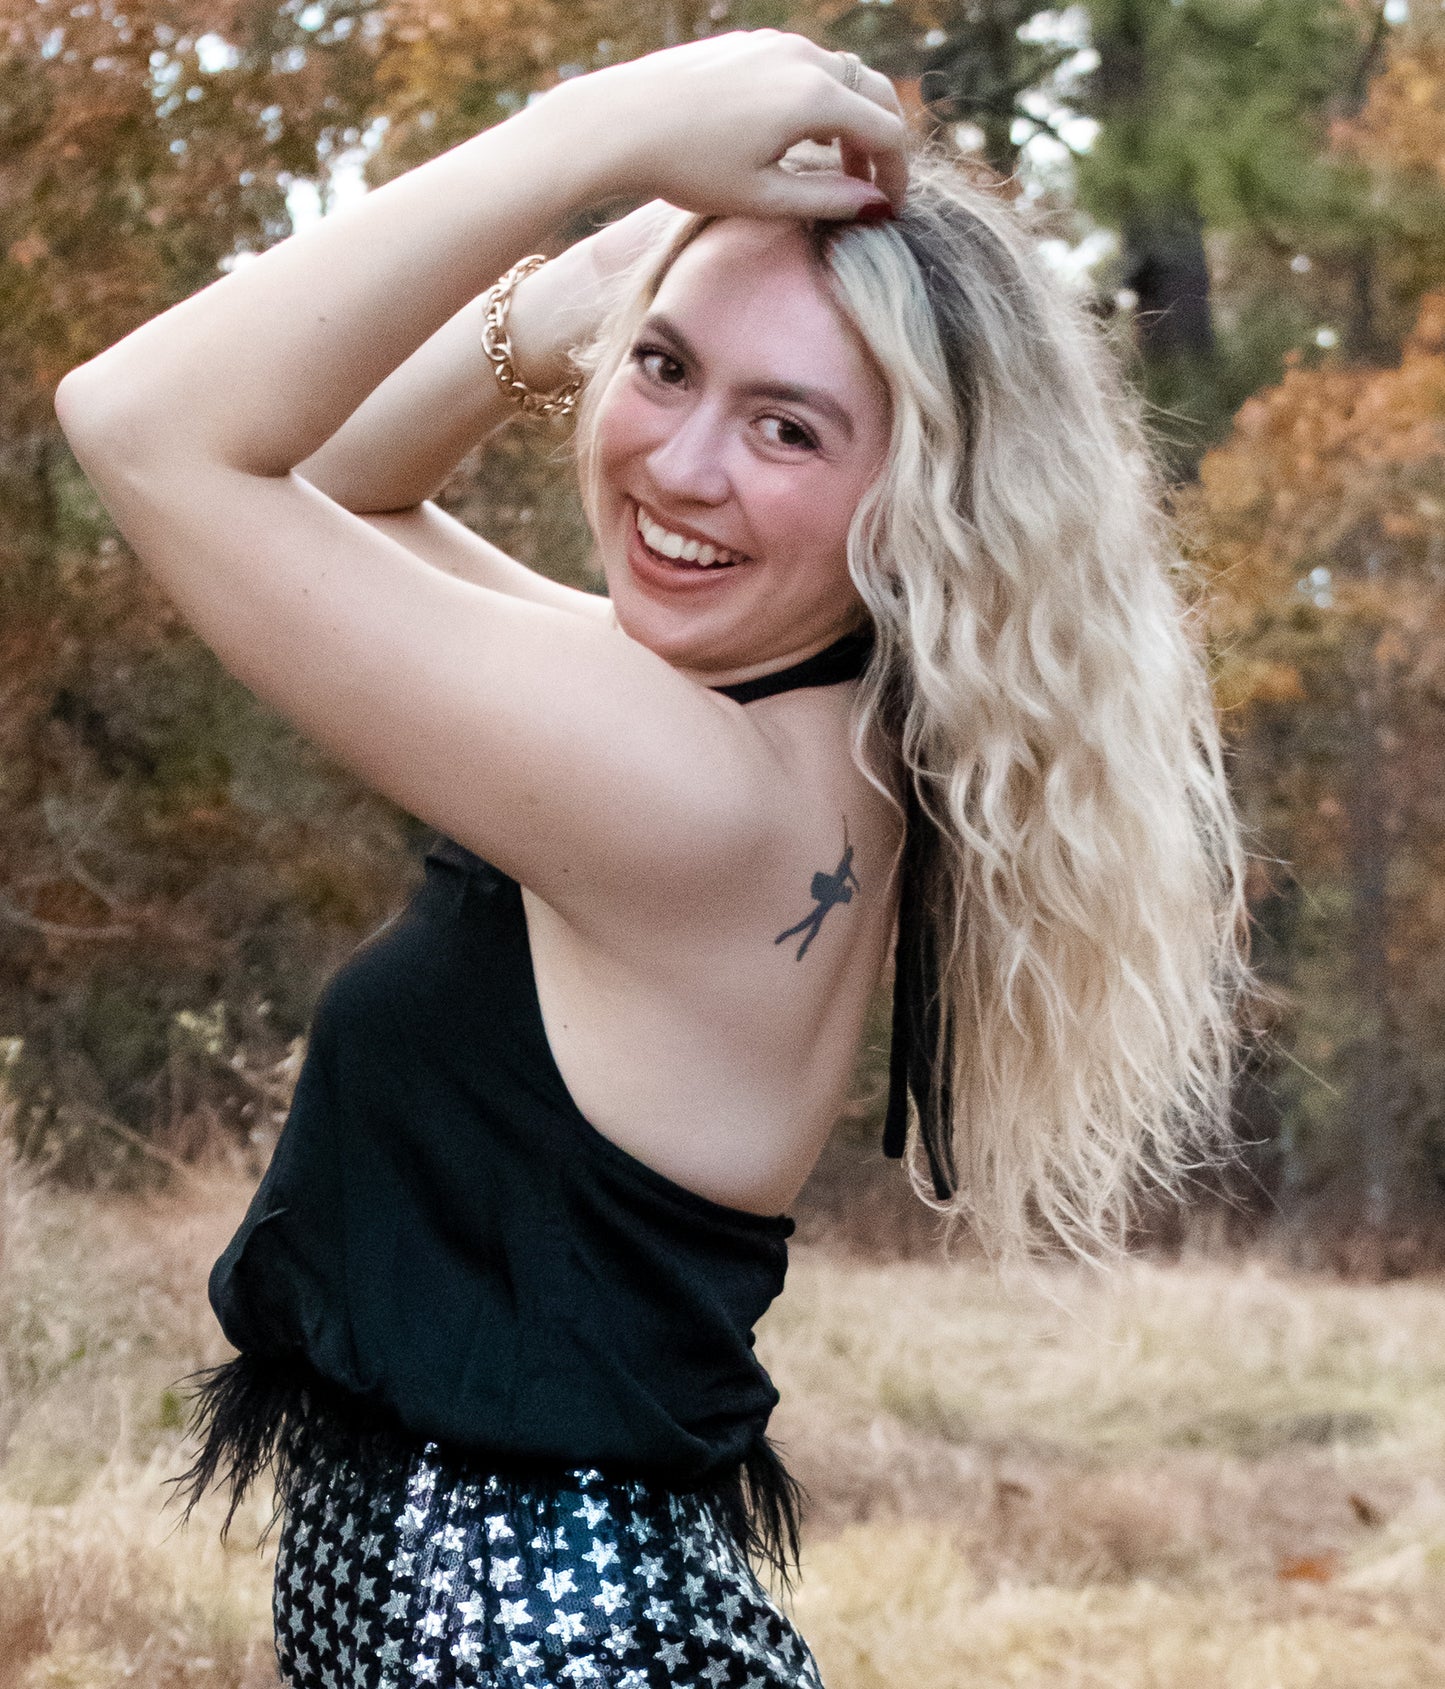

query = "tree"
[828,0,1397,478]
[1182,285,1445,1258]
[0,0,401,1179]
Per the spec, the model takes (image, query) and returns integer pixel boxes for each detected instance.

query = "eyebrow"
[639,311,856,442]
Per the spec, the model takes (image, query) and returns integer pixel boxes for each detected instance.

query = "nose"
[643,399,732,508]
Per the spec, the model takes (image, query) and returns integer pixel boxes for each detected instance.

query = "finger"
[810,39,906,125]
[754,163,891,222]
[839,138,874,185]
[843,102,909,209]
[821,53,910,207]
[865,133,909,211]
[859,64,906,126]
[818,77,910,208]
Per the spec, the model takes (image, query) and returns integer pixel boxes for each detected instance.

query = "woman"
[54,28,1251,1689]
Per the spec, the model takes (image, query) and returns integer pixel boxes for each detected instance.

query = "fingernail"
[853,199,895,224]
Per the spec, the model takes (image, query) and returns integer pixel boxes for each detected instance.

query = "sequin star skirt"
[271,1421,827,1689]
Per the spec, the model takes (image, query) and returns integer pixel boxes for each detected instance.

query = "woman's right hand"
[539,31,909,225]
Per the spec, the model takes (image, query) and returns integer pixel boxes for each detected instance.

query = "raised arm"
[52,33,906,933]
[294,203,685,614]
[295,201,682,515]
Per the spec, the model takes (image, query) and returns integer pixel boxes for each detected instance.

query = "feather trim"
[168,1352,806,1588]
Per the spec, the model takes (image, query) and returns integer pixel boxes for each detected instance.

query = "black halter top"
[178,619,950,1594]
[710,626,955,1202]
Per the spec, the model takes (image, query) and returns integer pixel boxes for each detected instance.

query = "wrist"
[508,67,653,209]
[506,256,588,394]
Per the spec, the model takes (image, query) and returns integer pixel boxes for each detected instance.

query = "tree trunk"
[1089,0,1217,365]
[1122,205,1216,362]
[1341,657,1399,1239]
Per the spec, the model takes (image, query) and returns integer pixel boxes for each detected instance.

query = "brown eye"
[631,346,685,386]
[759,415,818,452]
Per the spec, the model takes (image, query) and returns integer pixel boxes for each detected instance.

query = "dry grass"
[765,1253,1445,1685]
[4,1147,1445,1687]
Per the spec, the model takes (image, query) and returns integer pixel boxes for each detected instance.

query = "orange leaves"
[1277,1550,1341,1584]
[1184,285,1445,719]
[0,0,377,420]
[1340,21,1445,179]
[1190,293,1445,573]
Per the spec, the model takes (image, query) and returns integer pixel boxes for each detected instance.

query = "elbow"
[55,362,131,461]
[55,360,175,485]
[52,365,90,442]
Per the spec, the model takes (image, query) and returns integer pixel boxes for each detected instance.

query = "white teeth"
[635,504,739,568]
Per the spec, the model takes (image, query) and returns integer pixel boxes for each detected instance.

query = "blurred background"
[4,0,1445,1684]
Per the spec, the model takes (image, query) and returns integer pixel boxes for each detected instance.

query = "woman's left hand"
[505,200,687,392]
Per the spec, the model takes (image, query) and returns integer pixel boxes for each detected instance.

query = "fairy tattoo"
[775,818,860,961]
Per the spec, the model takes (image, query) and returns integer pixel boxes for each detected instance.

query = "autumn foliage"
[3,0,1445,1252]
[1177,16,1445,1248]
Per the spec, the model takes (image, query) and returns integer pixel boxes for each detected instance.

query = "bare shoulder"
[744,688,900,944]
[523,684,904,1215]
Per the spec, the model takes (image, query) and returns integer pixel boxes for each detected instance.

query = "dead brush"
[0,1463,278,1689]
[5,1164,1445,1687]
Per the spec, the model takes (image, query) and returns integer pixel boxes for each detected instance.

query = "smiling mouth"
[632,501,747,570]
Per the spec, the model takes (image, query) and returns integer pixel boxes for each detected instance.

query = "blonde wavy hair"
[571,150,1257,1268]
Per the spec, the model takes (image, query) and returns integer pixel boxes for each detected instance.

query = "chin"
[608,593,717,668]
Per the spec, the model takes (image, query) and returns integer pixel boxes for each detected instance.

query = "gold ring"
[837,51,863,94]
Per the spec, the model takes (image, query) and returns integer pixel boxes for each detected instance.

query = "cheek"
[751,471,856,564]
[591,378,661,481]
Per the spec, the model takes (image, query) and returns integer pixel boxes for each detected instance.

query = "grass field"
[4,1150,1445,1688]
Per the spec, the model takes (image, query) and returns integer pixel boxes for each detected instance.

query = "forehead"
[649,219,874,387]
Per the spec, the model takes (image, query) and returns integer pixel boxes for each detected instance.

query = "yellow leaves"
[1211,657,1307,714]
[1196,449,1264,519]
[1253,661,1308,704]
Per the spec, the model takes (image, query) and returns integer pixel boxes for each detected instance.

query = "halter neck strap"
[706,627,874,705]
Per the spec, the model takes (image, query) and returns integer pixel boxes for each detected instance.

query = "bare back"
[523,676,903,1217]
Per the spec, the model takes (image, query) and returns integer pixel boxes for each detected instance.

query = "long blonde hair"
[572,151,1256,1267]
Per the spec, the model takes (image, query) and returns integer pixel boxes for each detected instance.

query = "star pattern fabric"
[272,1433,825,1688]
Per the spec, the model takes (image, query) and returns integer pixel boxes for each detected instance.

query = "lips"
[625,499,750,592]
[635,500,748,565]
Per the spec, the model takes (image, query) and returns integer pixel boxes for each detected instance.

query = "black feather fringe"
[168,1352,806,1590]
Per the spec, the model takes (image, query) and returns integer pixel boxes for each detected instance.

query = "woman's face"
[589,217,891,683]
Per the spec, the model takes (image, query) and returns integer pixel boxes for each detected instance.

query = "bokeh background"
[4,0,1445,1683]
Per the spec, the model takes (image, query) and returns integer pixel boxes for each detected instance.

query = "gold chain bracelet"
[480,254,583,421]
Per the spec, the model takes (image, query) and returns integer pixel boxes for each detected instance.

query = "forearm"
[296,245,596,515]
[55,90,604,480]
[293,294,512,514]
